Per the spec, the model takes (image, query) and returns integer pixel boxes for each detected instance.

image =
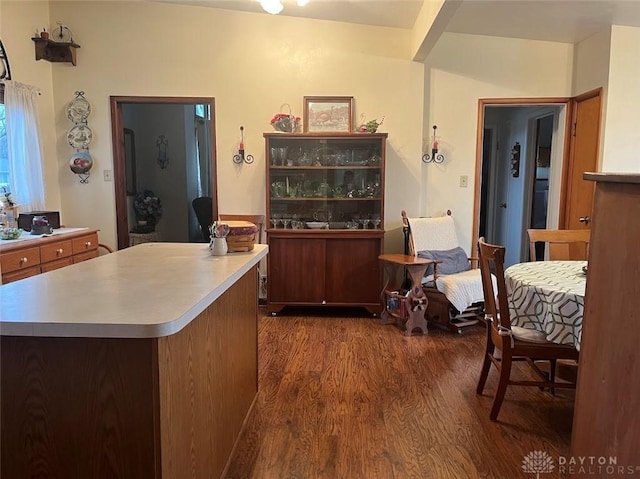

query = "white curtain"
[4,80,45,211]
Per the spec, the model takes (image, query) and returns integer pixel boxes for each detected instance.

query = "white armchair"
[402,210,484,333]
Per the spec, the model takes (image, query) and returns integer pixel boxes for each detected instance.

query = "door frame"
[472,97,572,256]
[110,96,218,250]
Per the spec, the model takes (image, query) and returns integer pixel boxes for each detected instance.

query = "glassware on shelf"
[371,215,381,229]
[271,181,285,198]
[282,217,291,229]
[270,216,280,229]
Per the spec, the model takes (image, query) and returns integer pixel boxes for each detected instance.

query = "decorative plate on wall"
[67,124,93,149]
[66,95,91,123]
[69,151,93,174]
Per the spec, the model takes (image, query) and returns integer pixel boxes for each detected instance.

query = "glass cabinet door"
[265,133,386,231]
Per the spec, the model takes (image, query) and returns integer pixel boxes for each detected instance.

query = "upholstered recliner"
[402,210,484,333]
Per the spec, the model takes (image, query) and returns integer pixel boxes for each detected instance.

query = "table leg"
[379,261,398,325]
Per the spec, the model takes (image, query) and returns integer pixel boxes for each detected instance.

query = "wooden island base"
[1,267,258,479]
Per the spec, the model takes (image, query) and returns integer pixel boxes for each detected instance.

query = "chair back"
[527,228,590,261]
[402,210,458,256]
[478,237,512,342]
[192,196,213,241]
[218,214,265,244]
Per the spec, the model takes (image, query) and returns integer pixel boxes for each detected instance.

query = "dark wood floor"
[225,309,573,478]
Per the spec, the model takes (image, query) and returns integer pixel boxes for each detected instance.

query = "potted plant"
[133,189,162,231]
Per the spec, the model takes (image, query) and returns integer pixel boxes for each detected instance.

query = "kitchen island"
[0,242,267,479]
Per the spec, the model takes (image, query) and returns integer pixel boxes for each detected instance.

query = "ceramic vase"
[209,236,228,256]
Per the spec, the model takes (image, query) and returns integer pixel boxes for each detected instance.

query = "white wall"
[4,0,424,251]
[422,32,573,254]
[572,28,611,171]
[601,26,640,172]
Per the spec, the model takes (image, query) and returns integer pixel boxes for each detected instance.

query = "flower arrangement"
[0,187,16,208]
[270,113,301,133]
[270,104,301,133]
[133,189,162,225]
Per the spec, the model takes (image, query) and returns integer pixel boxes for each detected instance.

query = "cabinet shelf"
[271,197,381,201]
[270,165,381,170]
[31,38,80,66]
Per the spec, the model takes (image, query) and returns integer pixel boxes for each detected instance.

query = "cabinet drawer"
[72,233,99,254]
[40,240,73,264]
[0,247,41,274]
[73,250,98,263]
[41,257,74,273]
[2,266,41,284]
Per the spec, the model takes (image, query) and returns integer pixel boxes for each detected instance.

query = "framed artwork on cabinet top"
[303,96,353,133]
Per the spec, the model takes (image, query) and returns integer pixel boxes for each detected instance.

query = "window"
[0,86,8,192]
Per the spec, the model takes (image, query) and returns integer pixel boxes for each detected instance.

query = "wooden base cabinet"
[267,230,384,314]
[570,173,640,474]
[0,229,99,284]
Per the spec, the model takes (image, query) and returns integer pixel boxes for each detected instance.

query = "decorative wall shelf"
[31,38,80,66]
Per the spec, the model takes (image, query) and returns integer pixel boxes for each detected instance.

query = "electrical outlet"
[460,175,468,188]
[103,169,112,182]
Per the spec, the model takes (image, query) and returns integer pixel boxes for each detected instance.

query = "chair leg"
[490,354,512,422]
[476,347,494,395]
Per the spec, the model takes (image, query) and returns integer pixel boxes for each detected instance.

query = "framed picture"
[303,96,354,132]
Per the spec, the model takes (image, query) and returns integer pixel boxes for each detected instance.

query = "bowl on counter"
[0,227,23,240]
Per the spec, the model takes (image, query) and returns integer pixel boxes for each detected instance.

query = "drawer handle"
[20,257,28,264]
[85,241,92,247]
[56,248,64,254]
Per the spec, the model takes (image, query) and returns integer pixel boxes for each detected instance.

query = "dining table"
[505,260,587,350]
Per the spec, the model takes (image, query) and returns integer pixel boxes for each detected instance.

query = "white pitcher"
[209,236,228,256]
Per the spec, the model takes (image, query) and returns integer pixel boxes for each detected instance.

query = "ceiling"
[154,0,640,44]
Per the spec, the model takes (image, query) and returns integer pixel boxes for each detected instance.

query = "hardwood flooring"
[225,309,573,478]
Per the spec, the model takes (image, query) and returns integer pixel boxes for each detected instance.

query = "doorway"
[474,99,569,267]
[110,97,218,250]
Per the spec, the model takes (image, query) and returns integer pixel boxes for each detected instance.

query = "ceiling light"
[258,0,283,15]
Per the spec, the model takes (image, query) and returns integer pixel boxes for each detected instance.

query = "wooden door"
[561,90,601,230]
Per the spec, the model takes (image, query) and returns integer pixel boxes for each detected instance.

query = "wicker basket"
[227,234,256,252]
[225,220,258,252]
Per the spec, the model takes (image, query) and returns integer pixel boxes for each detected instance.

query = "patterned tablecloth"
[505,261,587,349]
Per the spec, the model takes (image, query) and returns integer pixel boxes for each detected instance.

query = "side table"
[378,254,433,336]
[129,231,160,246]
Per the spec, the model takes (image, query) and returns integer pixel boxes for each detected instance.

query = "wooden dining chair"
[476,237,579,421]
[527,228,590,261]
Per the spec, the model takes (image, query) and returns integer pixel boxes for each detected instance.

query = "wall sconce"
[233,126,254,164]
[511,142,521,177]
[422,125,444,164]
[156,135,169,169]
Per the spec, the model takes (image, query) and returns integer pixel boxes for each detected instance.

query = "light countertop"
[0,243,267,338]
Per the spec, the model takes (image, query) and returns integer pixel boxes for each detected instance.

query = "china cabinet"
[264,132,387,314]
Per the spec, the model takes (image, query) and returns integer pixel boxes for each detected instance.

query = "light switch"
[460,175,468,187]
[104,169,112,182]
